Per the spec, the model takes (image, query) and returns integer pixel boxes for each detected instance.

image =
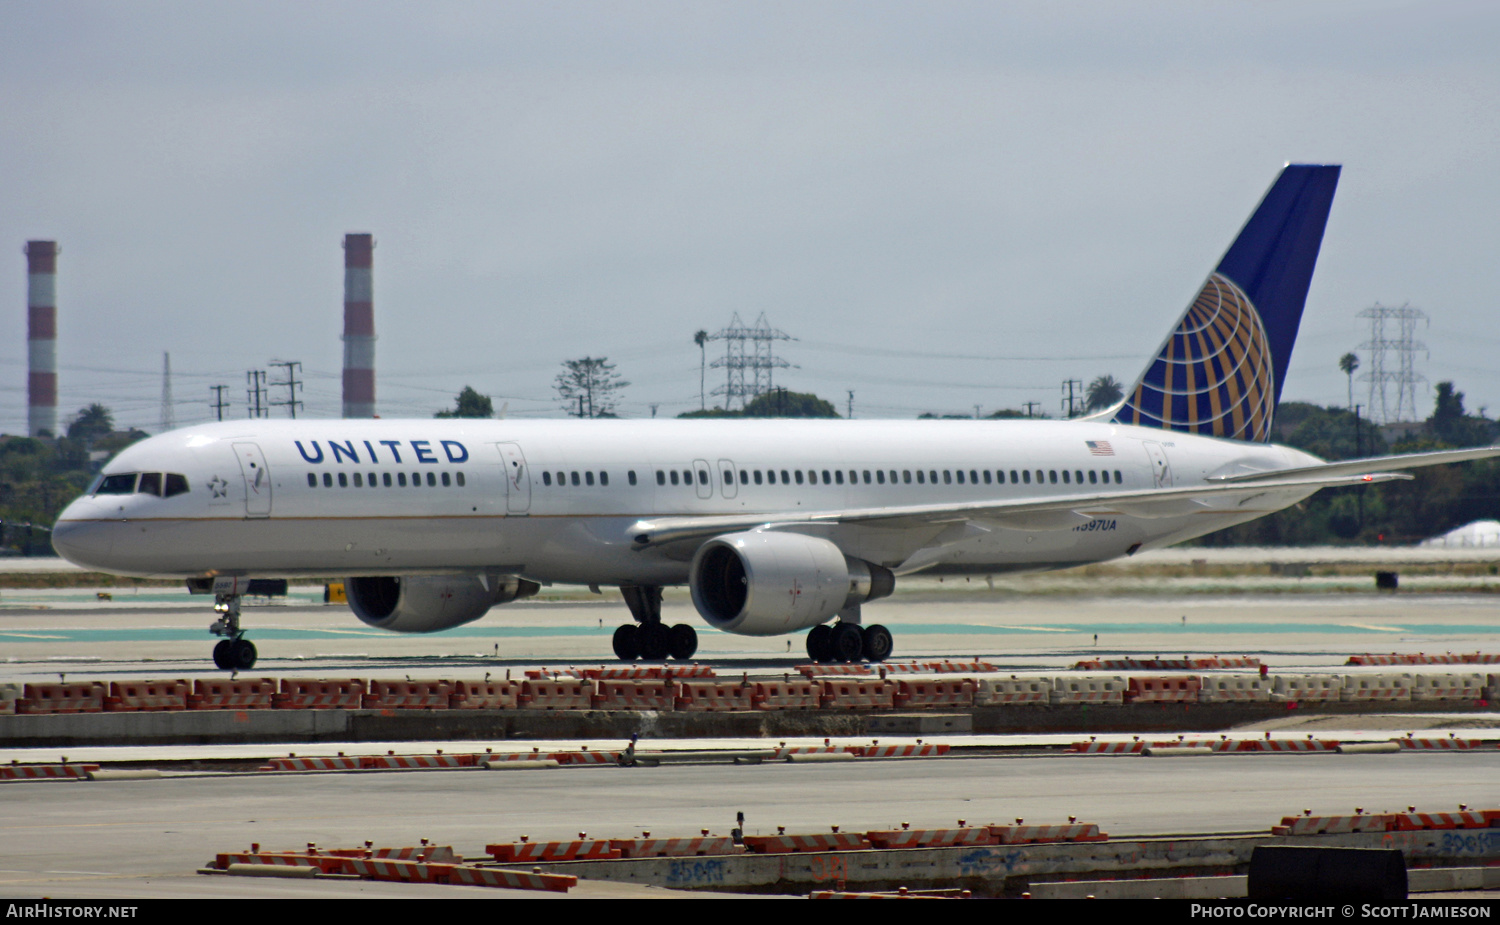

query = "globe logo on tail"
[1117,272,1275,443]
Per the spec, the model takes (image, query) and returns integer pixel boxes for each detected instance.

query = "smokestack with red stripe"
[26,240,58,438]
[342,233,375,418]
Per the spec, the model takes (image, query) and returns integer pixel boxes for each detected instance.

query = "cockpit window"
[164,473,189,497]
[138,473,162,496]
[96,473,137,495]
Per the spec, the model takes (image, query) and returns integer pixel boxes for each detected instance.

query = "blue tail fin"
[1113,164,1340,442]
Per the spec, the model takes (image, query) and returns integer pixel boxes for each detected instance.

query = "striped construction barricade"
[190,678,277,710]
[547,749,622,765]
[1051,675,1127,705]
[742,832,871,854]
[1393,737,1485,750]
[973,678,1050,706]
[362,680,453,710]
[987,824,1107,844]
[1197,674,1270,703]
[486,839,620,862]
[857,744,950,759]
[893,679,975,710]
[0,762,100,781]
[1346,654,1413,666]
[449,866,576,892]
[608,837,741,858]
[1196,656,1262,669]
[1339,673,1411,702]
[752,680,822,711]
[1069,740,1145,754]
[261,754,364,771]
[273,679,364,710]
[1271,675,1343,702]
[675,680,755,712]
[1410,672,1485,701]
[1273,813,1393,836]
[864,827,992,849]
[820,680,895,711]
[320,844,459,863]
[797,664,873,678]
[105,679,190,712]
[449,680,520,710]
[517,679,593,710]
[1213,738,1338,753]
[1388,811,1493,831]
[770,746,850,759]
[665,665,716,678]
[580,666,662,680]
[214,852,352,874]
[593,679,674,711]
[922,661,999,674]
[16,682,107,714]
[360,752,477,770]
[1125,676,1201,703]
[346,858,453,883]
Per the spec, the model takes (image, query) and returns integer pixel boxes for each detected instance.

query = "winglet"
[1115,164,1341,442]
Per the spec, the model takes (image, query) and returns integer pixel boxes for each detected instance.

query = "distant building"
[1420,520,1500,549]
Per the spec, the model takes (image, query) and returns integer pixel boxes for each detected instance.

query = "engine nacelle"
[689,531,894,636]
[346,573,540,633]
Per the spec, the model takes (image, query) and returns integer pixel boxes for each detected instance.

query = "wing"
[628,468,1421,550]
[1207,445,1500,482]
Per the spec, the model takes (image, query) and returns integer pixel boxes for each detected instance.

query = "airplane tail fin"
[1113,164,1340,442]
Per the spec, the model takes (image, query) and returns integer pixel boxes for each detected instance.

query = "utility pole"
[246,370,268,419]
[210,385,230,421]
[159,352,175,432]
[847,390,854,420]
[1023,401,1041,419]
[1061,378,1084,418]
[268,360,304,418]
[973,404,982,420]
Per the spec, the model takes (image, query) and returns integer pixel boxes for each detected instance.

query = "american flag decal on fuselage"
[1085,440,1114,456]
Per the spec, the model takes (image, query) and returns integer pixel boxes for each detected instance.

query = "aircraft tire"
[668,624,698,660]
[829,622,864,663]
[806,624,833,662]
[638,622,671,661]
[212,639,234,670]
[861,624,893,663]
[612,624,640,661]
[230,638,257,670]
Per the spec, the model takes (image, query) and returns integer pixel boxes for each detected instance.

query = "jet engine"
[689,531,894,636]
[346,574,540,633]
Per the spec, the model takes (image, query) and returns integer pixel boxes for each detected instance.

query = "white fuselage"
[52,417,1321,584]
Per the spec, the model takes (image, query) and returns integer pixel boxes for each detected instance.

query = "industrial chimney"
[342,233,375,418]
[26,241,57,438]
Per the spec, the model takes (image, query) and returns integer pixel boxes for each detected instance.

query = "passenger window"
[780,470,790,484]
[1022,470,1031,484]
[354,473,363,487]
[427,472,436,487]
[834,470,844,485]
[795,470,804,485]
[683,470,693,484]
[543,472,552,486]
[1115,470,1123,483]
[442,472,451,487]
[1049,471,1057,484]
[876,470,885,485]
[822,470,832,484]
[383,472,392,487]
[628,471,637,486]
[1010,470,1019,483]
[722,470,731,484]
[1089,470,1098,484]
[670,471,679,485]
[1061,471,1070,484]
[1075,470,1083,484]
[740,470,748,485]
[929,470,937,484]
[983,470,991,485]
[338,473,348,487]
[754,470,763,485]
[970,470,979,484]
[889,470,897,484]
[903,470,911,484]
[412,472,421,487]
[585,472,594,486]
[368,472,377,487]
[600,472,609,486]
[456,472,465,487]
[947,470,955,484]
[916,471,925,484]
[657,470,666,486]
[863,470,871,484]
[323,472,333,487]
[571,472,580,486]
[96,473,137,495]
[698,470,707,485]
[138,472,162,496]
[398,472,407,487]
[306,473,317,488]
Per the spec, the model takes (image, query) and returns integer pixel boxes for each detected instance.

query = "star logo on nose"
[207,475,229,499]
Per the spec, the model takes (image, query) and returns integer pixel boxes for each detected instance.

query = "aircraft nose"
[51,501,118,568]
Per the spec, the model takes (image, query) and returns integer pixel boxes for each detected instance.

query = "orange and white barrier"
[190,678,277,710]
[1051,676,1127,705]
[106,680,189,712]
[448,866,576,892]
[820,680,896,711]
[1339,674,1411,702]
[260,755,364,772]
[0,762,99,781]
[517,680,592,710]
[1393,737,1486,750]
[361,753,476,769]
[1213,738,1338,753]
[273,679,364,710]
[752,680,822,711]
[486,839,620,862]
[893,679,976,709]
[362,680,452,710]
[675,681,754,712]
[1069,740,1144,754]
[987,823,1107,844]
[608,836,741,858]
[1271,675,1343,702]
[797,664,873,677]
[1126,676,1201,703]
[1197,674,1270,703]
[742,832,871,853]
[1272,813,1392,835]
[450,680,520,710]
[856,744,949,759]
[1388,811,1495,831]
[1410,673,1485,701]
[592,679,674,711]
[16,682,107,714]
[346,857,452,883]
[864,827,992,849]
[974,678,1050,706]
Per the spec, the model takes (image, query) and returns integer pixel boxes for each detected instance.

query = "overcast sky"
[3,1,1497,433]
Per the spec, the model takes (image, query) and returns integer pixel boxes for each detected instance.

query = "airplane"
[50,164,1500,671]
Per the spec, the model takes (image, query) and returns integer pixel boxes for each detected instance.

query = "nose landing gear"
[209,592,257,670]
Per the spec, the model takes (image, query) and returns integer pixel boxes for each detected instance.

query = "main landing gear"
[806,621,893,664]
[613,585,698,662]
[209,592,257,671]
